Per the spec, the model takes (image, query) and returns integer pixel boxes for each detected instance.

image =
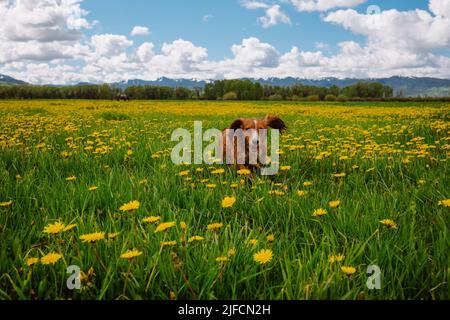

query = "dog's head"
[228,114,287,147]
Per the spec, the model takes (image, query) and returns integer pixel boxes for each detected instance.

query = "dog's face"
[228,115,287,149]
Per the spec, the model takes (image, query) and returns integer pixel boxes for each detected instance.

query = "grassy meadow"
[0,99,449,300]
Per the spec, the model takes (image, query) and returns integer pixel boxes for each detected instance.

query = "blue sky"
[1,0,450,84]
[82,0,430,59]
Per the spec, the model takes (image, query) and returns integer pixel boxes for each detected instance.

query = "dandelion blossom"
[161,241,177,247]
[438,199,450,207]
[155,222,176,233]
[267,234,275,242]
[63,224,77,232]
[26,257,39,266]
[341,266,356,276]
[41,253,63,265]
[313,208,328,217]
[207,223,223,231]
[66,176,76,182]
[222,197,236,208]
[0,201,13,208]
[121,250,143,260]
[80,232,105,243]
[216,256,228,263]
[237,169,251,175]
[43,221,66,235]
[329,255,345,264]
[380,219,398,229]
[329,200,341,208]
[303,181,313,187]
[142,216,161,224]
[253,249,273,265]
[188,236,204,243]
[119,200,140,212]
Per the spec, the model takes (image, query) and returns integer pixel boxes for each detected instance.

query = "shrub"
[307,95,320,102]
[268,94,283,101]
[324,94,337,102]
[223,92,238,100]
[337,95,348,102]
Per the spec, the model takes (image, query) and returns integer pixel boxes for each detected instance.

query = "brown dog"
[222,115,287,171]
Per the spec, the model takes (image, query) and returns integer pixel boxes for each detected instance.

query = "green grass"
[0,100,448,300]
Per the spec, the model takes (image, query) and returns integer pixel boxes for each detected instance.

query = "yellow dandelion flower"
[207,223,223,231]
[63,224,77,232]
[267,234,275,242]
[222,196,236,208]
[237,168,251,175]
[41,253,63,265]
[247,239,258,246]
[329,200,341,208]
[66,176,76,182]
[380,219,398,229]
[121,250,143,260]
[88,186,98,191]
[26,257,39,266]
[280,166,291,171]
[211,169,225,174]
[119,200,140,212]
[216,256,229,263]
[438,199,450,207]
[161,241,177,247]
[108,232,120,239]
[80,232,105,243]
[155,221,176,233]
[0,201,13,208]
[297,190,308,197]
[228,248,236,257]
[329,254,345,263]
[341,266,357,275]
[188,236,204,243]
[253,249,273,265]
[303,181,313,187]
[313,208,328,217]
[179,170,190,177]
[142,216,161,224]
[206,184,217,189]
[333,173,347,178]
[180,221,187,230]
[43,221,66,235]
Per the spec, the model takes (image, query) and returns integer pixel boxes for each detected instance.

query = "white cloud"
[231,37,279,68]
[90,34,133,57]
[203,14,214,22]
[290,0,367,12]
[0,0,94,42]
[2,0,450,84]
[131,26,151,36]
[241,1,269,10]
[241,1,291,28]
[429,0,450,17]
[258,5,291,28]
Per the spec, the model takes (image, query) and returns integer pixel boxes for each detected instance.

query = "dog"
[222,115,287,172]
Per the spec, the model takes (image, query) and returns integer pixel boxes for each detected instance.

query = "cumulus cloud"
[131,26,151,36]
[0,0,94,42]
[2,0,450,83]
[290,0,367,12]
[241,1,291,28]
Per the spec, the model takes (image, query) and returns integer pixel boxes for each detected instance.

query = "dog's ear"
[229,119,244,130]
[265,115,287,131]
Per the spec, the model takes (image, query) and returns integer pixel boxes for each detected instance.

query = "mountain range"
[1,74,450,97]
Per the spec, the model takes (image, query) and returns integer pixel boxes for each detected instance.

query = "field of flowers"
[0,100,448,300]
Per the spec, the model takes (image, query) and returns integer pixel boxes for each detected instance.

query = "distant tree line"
[1,80,450,101]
